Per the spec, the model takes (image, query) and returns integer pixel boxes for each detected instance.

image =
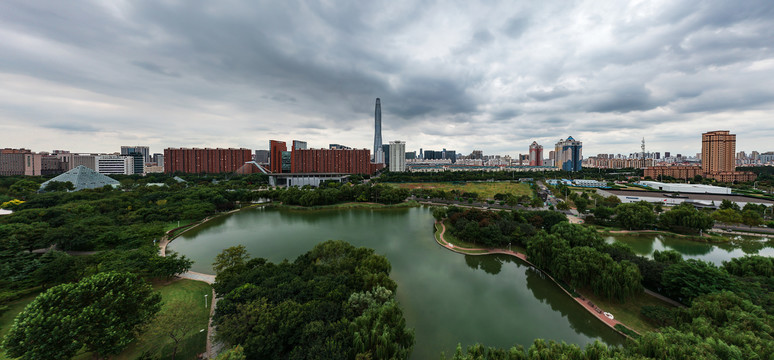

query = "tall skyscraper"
[373,98,384,164]
[389,141,406,172]
[529,141,544,166]
[702,130,735,173]
[554,136,582,172]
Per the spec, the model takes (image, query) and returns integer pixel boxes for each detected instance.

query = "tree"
[657,203,714,234]
[741,209,763,228]
[712,208,743,224]
[8,179,40,199]
[42,181,75,192]
[213,244,250,274]
[149,300,202,360]
[719,199,740,211]
[2,272,162,359]
[614,201,655,230]
[661,259,735,304]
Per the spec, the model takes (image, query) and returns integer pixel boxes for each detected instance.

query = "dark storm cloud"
[527,87,571,102]
[0,0,773,154]
[131,61,181,78]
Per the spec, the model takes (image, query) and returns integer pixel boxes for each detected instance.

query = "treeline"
[262,182,410,206]
[588,199,716,234]
[439,207,566,247]
[212,241,414,359]
[378,168,643,183]
[711,199,771,227]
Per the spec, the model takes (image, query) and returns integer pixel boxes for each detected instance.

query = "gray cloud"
[0,0,773,156]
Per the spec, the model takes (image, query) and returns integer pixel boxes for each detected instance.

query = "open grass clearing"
[392,181,533,200]
[580,289,676,335]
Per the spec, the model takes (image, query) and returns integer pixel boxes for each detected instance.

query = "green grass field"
[1,279,212,360]
[580,290,677,334]
[393,181,533,200]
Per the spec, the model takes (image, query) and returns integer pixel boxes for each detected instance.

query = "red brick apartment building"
[164,148,252,174]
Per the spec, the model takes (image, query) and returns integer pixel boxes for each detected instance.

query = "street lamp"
[204,294,208,309]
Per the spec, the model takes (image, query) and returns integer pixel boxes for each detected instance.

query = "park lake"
[168,206,772,358]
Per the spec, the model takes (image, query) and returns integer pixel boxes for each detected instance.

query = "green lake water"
[168,206,625,358]
[605,233,774,265]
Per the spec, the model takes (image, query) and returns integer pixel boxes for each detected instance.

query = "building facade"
[96,155,134,175]
[164,148,252,174]
[270,140,287,173]
[254,150,269,164]
[389,141,406,172]
[121,146,151,163]
[555,137,582,172]
[702,131,735,173]
[529,141,543,166]
[290,148,382,174]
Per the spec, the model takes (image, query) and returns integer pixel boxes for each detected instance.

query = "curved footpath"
[433,221,637,339]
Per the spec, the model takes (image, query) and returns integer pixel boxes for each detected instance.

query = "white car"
[603,312,614,320]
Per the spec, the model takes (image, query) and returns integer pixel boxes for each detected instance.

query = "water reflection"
[605,233,774,265]
[464,254,503,275]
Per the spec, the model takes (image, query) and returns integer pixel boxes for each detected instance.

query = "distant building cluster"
[0,147,165,176]
[644,130,756,182]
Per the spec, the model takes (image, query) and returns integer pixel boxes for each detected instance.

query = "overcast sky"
[1,0,773,157]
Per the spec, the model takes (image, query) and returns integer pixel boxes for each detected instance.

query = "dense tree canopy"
[2,272,161,359]
[213,241,414,359]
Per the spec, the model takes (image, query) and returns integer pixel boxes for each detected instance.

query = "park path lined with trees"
[433,220,631,337]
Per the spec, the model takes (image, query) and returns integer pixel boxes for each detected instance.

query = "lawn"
[0,292,42,360]
[392,181,533,200]
[580,289,677,334]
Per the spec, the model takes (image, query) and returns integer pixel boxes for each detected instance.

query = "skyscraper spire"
[373,98,384,163]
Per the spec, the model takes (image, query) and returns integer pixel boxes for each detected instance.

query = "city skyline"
[1,1,773,156]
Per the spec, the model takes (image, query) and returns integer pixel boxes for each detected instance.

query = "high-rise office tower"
[389,141,406,172]
[702,130,735,173]
[373,98,384,164]
[121,146,151,163]
[554,136,582,172]
[529,141,544,166]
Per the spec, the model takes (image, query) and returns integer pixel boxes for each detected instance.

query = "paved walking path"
[434,221,631,337]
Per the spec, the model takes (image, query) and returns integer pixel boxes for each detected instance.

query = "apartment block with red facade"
[164,148,252,173]
[290,148,383,174]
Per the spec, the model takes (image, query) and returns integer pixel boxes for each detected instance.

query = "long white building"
[96,155,134,175]
[638,181,731,195]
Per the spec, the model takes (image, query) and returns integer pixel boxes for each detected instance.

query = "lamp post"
[204,294,208,309]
